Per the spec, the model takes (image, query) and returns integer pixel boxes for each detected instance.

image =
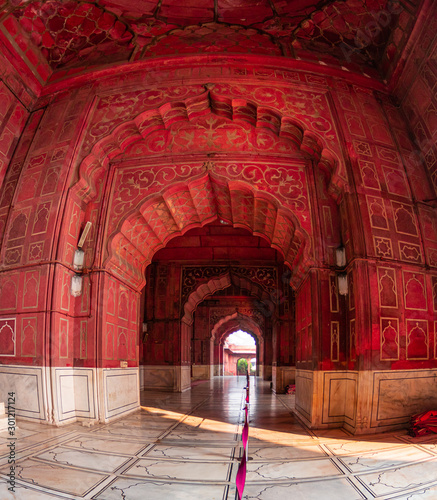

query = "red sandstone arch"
[107,174,311,289]
[71,90,346,292]
[211,312,264,342]
[182,271,271,326]
[75,89,343,203]
[210,313,264,377]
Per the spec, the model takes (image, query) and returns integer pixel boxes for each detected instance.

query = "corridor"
[1,377,437,499]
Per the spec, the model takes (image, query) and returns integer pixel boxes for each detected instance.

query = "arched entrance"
[0,4,434,438]
[141,230,282,390]
[224,331,257,377]
[52,89,344,425]
[211,312,265,379]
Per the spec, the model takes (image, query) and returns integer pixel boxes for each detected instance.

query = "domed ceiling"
[0,0,422,85]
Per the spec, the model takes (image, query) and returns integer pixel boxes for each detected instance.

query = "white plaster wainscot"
[0,402,7,432]
[180,365,191,392]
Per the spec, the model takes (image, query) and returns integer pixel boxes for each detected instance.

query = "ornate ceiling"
[0,0,421,84]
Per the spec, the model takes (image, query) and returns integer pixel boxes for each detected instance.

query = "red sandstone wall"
[0,54,436,372]
[0,56,36,362]
[0,82,28,190]
[369,2,437,371]
[296,275,312,368]
[0,86,98,367]
[193,306,210,367]
[394,1,437,200]
[141,263,182,366]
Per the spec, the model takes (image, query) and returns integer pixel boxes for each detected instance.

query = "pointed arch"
[211,313,265,377]
[182,271,271,325]
[107,174,311,290]
[211,312,264,343]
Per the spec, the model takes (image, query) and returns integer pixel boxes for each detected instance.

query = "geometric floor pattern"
[1,377,437,499]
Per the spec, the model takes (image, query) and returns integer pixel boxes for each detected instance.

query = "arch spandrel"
[74,88,345,204]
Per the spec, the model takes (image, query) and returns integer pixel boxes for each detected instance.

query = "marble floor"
[1,377,437,499]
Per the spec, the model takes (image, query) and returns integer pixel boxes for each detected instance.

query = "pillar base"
[0,365,140,425]
[272,365,296,393]
[140,365,191,392]
[192,364,211,380]
[295,368,437,434]
[263,365,272,381]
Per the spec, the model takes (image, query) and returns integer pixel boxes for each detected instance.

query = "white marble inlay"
[0,367,45,419]
[104,368,139,419]
[59,374,75,414]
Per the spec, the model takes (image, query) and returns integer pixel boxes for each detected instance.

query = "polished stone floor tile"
[324,438,409,456]
[143,444,236,461]
[36,445,131,472]
[123,457,231,481]
[95,478,227,499]
[244,458,342,482]
[249,443,327,460]
[2,377,437,499]
[385,483,437,499]
[337,446,434,473]
[356,458,437,496]
[1,458,108,496]
[0,478,67,499]
[91,425,165,440]
[64,435,147,455]
[162,430,237,442]
[235,478,366,500]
